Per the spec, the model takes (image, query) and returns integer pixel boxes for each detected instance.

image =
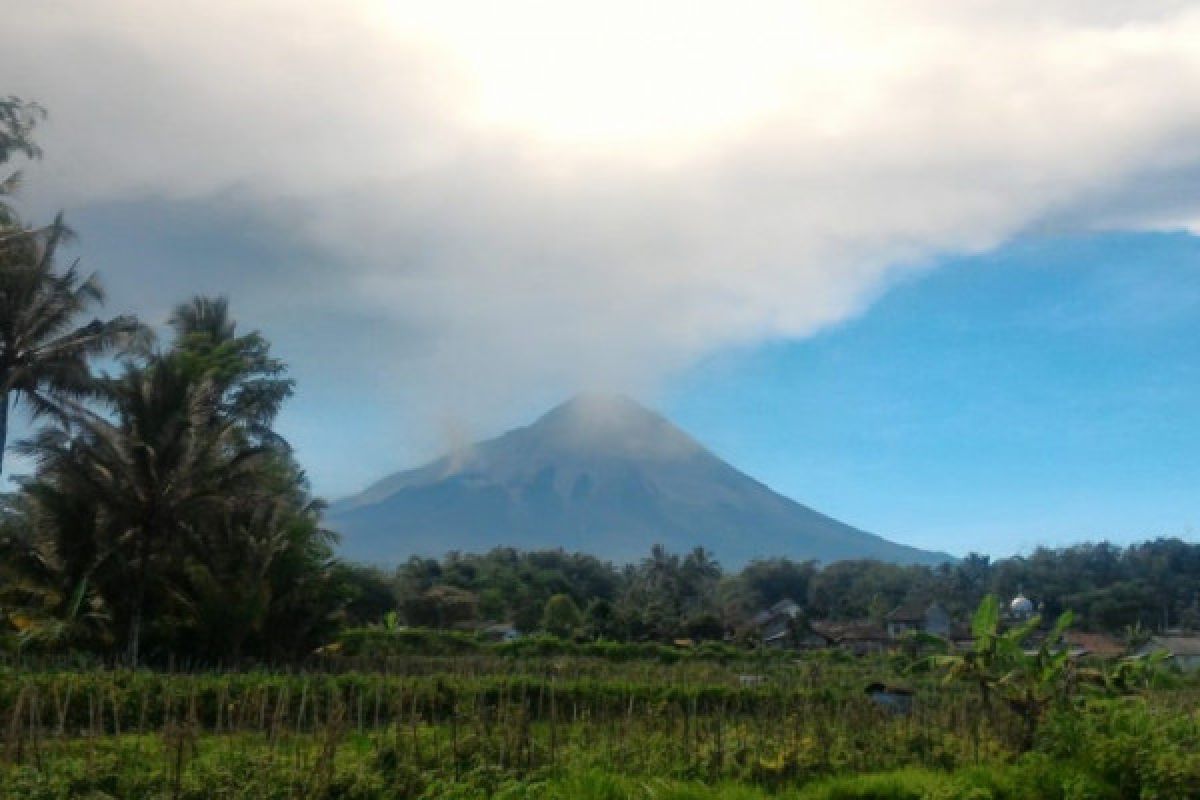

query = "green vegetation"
[383,540,1200,644]
[0,659,1197,798]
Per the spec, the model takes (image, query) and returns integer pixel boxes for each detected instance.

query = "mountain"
[328,394,953,567]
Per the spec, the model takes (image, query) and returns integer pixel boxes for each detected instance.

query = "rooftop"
[1146,636,1200,657]
[1063,631,1127,658]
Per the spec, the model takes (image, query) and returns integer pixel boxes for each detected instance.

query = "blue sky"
[664,231,1200,557]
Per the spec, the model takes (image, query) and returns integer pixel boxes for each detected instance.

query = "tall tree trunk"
[127,603,142,667]
[127,531,150,667]
[0,389,8,478]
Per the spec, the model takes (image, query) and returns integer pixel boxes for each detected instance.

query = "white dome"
[1010,595,1034,614]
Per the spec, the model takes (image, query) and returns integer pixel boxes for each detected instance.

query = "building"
[1136,636,1200,671]
[752,598,804,647]
[1062,631,1127,660]
[811,620,890,656]
[481,622,521,643]
[1009,594,1035,621]
[886,601,951,639]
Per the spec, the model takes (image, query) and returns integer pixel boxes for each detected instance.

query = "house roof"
[811,620,888,642]
[887,600,941,623]
[770,598,801,615]
[1146,636,1200,657]
[1063,631,1126,658]
[751,598,802,630]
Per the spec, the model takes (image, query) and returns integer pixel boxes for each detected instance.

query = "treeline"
[376,538,1200,642]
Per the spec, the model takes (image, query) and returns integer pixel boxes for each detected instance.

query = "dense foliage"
[383,540,1200,641]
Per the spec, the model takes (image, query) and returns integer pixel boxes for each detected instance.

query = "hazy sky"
[5,1,1200,556]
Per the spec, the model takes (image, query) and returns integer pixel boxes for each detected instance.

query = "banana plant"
[995,606,1074,751]
[1090,649,1170,695]
[929,595,1075,751]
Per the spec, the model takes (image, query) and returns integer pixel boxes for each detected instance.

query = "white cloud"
[6,0,1200,441]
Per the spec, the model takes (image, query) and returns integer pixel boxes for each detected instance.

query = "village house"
[810,620,890,656]
[1062,631,1127,660]
[751,598,804,647]
[885,600,951,639]
[1136,635,1200,671]
[480,622,521,643]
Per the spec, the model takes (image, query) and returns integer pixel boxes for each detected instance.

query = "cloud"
[6,0,1200,452]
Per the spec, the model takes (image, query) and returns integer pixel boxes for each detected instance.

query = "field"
[2,652,1199,799]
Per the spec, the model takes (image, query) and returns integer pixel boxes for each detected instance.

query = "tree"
[542,593,582,638]
[0,493,110,656]
[168,471,330,661]
[683,611,725,642]
[168,295,294,443]
[334,564,397,628]
[0,216,140,476]
[4,576,109,657]
[18,354,269,664]
[0,96,45,229]
[0,97,139,477]
[680,546,722,615]
[736,558,818,610]
[14,296,340,664]
[422,585,478,629]
[584,598,620,640]
[619,545,684,639]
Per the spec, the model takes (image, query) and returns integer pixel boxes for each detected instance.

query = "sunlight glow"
[387,2,888,155]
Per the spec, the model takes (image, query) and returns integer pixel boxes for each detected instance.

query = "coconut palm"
[0,215,140,476]
[18,354,270,664]
[4,576,110,656]
[0,493,111,656]
[0,96,45,230]
[170,500,294,661]
[168,295,294,444]
[169,472,332,661]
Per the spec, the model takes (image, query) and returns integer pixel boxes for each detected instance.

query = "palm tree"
[0,493,111,657]
[0,215,139,476]
[680,546,721,616]
[18,354,269,664]
[168,295,294,443]
[171,500,293,661]
[170,464,332,662]
[4,576,110,657]
[0,96,45,230]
